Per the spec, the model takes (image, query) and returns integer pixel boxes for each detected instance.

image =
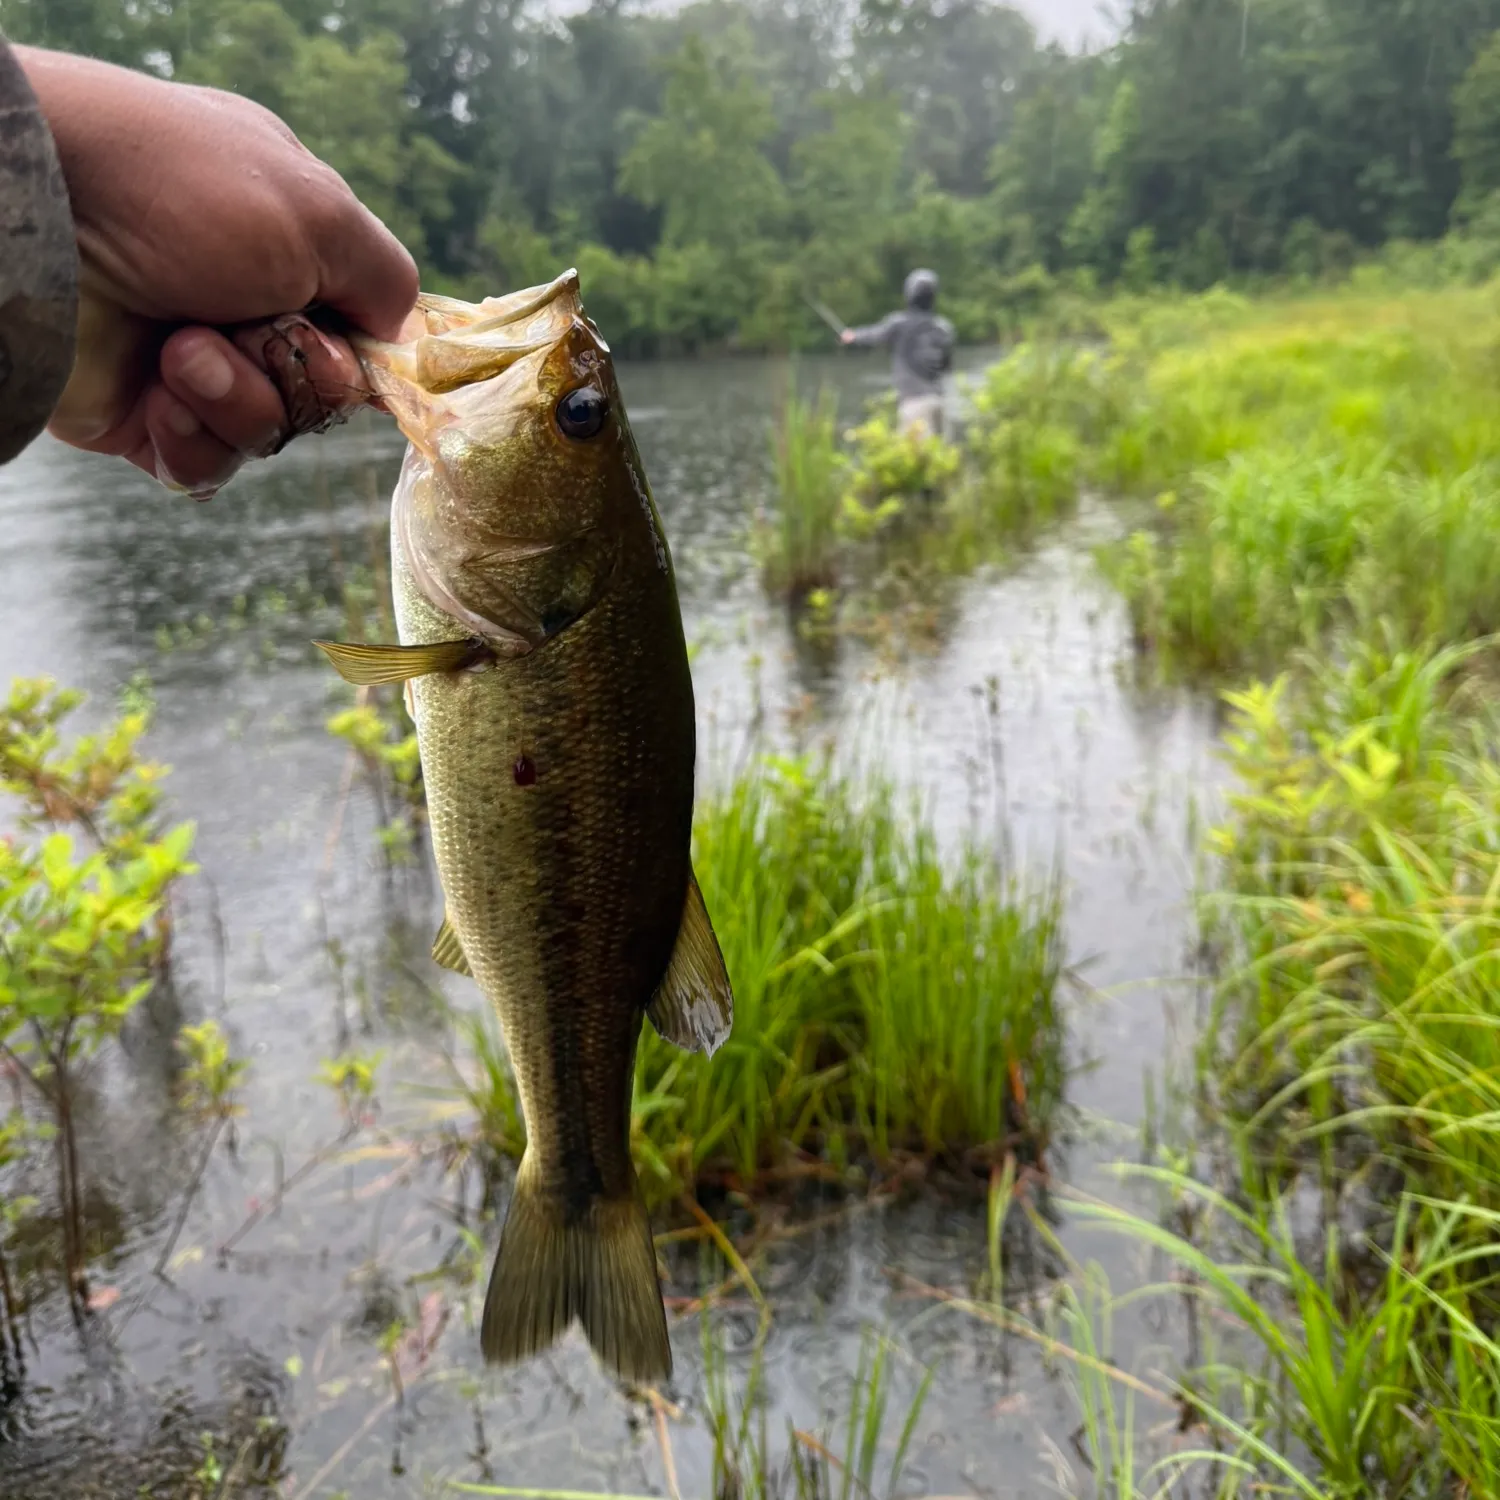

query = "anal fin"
[646,870,733,1055]
[312,637,490,685]
[432,915,472,977]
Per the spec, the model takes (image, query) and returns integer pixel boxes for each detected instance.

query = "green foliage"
[176,1021,250,1126]
[326,697,424,860]
[1097,635,1500,1496]
[20,0,1500,348]
[1087,288,1500,672]
[704,1322,932,1500]
[1203,637,1500,1207]
[965,341,1116,534]
[1455,30,1500,221]
[1068,1180,1500,1498]
[317,1049,384,1131]
[759,381,847,594]
[758,386,968,599]
[0,681,196,1073]
[840,398,962,538]
[0,678,196,1306]
[461,753,1064,1209]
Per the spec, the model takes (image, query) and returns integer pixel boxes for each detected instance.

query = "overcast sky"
[1016,0,1120,49]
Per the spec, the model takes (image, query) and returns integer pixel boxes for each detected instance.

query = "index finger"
[308,183,419,343]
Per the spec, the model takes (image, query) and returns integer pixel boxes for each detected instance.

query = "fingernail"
[163,398,200,438]
[177,343,235,402]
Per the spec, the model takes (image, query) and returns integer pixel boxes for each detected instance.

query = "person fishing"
[838,269,955,441]
[0,36,415,485]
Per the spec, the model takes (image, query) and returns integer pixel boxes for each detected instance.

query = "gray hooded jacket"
[845,269,955,400]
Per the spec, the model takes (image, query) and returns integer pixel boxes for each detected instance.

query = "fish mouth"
[353,268,609,403]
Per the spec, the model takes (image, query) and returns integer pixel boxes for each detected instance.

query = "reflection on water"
[0,345,1227,1495]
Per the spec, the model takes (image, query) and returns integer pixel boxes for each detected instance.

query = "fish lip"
[425,268,584,337]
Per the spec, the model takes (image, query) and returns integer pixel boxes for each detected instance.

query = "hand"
[17,46,419,498]
[840,329,856,345]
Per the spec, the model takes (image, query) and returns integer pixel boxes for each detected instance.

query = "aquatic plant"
[1055,1178,1500,1499]
[457,753,1066,1209]
[964,341,1118,536]
[759,379,847,595]
[838,397,962,540]
[1203,636,1500,1197]
[0,1113,31,1371]
[0,678,197,1318]
[1132,634,1500,1495]
[326,697,425,860]
[1089,288,1500,672]
[704,1321,932,1500]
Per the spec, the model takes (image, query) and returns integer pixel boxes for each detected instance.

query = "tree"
[1455,29,1500,220]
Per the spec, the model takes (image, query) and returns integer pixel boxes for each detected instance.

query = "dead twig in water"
[284,1389,398,1500]
[154,1117,225,1278]
[219,1125,359,1260]
[647,1388,681,1500]
[321,741,362,879]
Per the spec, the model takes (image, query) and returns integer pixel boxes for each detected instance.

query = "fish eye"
[555,385,609,440]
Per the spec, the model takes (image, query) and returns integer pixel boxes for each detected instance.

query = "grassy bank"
[1118,634,1500,1495]
[1084,285,1500,673]
[458,753,1066,1211]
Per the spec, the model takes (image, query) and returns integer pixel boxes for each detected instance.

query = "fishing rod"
[802,291,848,338]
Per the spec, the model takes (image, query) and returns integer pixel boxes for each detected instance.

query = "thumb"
[49,287,159,447]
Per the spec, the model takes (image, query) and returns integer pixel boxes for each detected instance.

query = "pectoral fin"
[312,637,490,685]
[646,871,733,1055]
[432,916,472,977]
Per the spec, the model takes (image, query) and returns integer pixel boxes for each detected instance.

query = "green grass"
[1146,633,1500,1495]
[961,341,1117,539]
[1075,286,1500,673]
[759,380,846,596]
[456,753,1066,1210]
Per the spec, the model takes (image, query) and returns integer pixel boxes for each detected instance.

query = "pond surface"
[0,344,1228,1497]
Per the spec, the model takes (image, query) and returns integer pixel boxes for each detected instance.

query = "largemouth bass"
[312,270,733,1383]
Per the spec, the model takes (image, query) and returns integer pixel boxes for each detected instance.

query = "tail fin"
[480,1159,671,1383]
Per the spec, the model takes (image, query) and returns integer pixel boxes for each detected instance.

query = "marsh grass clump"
[704,1321,932,1500]
[759,381,847,596]
[1056,1177,1500,1499]
[963,341,1119,537]
[838,397,962,541]
[460,753,1066,1210]
[1091,289,1500,672]
[1204,633,1500,1194]
[1146,634,1500,1494]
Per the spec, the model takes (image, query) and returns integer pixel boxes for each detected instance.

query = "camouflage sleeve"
[0,33,80,466]
[845,312,900,348]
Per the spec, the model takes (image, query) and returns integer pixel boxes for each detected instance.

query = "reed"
[1088,288,1500,672]
[456,753,1066,1208]
[759,379,846,596]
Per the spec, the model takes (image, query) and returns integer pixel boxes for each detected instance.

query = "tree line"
[11,0,1500,352]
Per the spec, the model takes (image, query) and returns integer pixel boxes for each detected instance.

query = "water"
[0,345,1228,1496]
